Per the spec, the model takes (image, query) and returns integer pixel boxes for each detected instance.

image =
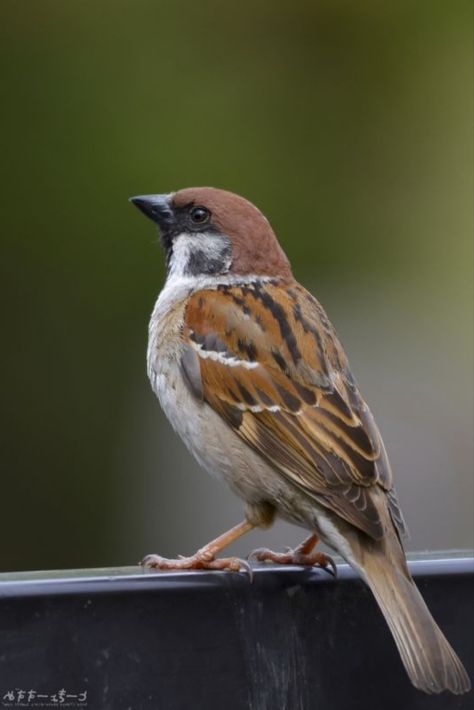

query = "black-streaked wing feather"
[183,280,407,541]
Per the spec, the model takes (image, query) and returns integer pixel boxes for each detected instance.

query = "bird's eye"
[190,206,210,225]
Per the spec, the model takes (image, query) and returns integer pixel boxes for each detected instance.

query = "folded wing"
[182,280,407,541]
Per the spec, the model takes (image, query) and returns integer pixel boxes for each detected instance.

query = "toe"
[140,554,162,568]
[207,556,253,580]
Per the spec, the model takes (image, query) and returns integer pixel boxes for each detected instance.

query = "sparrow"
[130,187,470,695]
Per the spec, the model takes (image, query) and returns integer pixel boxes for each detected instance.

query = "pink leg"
[141,520,255,576]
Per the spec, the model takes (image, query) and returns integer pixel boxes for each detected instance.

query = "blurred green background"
[0,1,472,572]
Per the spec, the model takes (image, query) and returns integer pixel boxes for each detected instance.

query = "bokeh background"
[1,1,472,572]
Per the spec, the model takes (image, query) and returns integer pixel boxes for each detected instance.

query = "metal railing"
[0,554,472,710]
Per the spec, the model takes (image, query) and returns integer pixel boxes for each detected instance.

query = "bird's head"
[130,187,292,280]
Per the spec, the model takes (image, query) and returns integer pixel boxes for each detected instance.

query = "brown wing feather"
[183,280,407,540]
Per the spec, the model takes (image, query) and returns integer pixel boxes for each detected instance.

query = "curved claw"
[237,557,254,582]
[140,553,180,569]
[140,553,163,567]
[246,546,269,563]
[206,555,253,580]
[323,554,338,578]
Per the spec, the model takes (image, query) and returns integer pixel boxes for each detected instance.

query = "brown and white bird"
[130,187,470,695]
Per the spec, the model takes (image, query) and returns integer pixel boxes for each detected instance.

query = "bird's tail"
[359,547,471,694]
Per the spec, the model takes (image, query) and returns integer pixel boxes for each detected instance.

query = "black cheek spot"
[187,251,224,276]
[186,241,232,277]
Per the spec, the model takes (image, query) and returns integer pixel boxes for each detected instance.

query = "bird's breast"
[146,292,296,510]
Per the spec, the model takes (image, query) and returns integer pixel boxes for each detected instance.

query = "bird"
[130,186,471,695]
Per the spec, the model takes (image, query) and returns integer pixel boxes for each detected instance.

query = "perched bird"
[130,187,470,695]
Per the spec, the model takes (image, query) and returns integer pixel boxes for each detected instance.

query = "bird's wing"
[181,280,407,541]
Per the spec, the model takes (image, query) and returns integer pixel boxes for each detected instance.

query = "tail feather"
[362,553,471,694]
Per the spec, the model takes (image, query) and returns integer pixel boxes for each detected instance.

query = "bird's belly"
[150,355,306,519]
[149,354,363,568]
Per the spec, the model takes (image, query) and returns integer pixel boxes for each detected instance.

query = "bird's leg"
[141,519,255,576]
[248,533,337,576]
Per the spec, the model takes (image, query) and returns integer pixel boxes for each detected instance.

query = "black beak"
[129,194,175,229]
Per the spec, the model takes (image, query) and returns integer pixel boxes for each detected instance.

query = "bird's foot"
[140,551,253,578]
[248,533,337,576]
[140,520,255,579]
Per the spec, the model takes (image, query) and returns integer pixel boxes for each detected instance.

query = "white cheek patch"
[168,232,232,279]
